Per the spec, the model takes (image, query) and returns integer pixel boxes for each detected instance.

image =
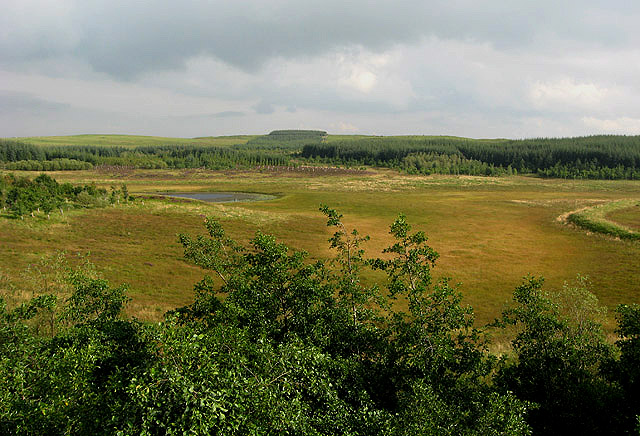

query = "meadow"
[2,165,639,328]
[13,134,255,148]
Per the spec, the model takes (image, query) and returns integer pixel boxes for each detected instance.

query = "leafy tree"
[0,174,113,220]
[18,208,631,434]
[368,214,527,434]
[173,210,531,434]
[320,204,386,328]
[609,304,640,433]
[495,276,621,435]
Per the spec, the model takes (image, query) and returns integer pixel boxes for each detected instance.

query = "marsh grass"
[605,202,640,231]
[2,168,640,326]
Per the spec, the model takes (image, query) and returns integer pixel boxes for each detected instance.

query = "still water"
[158,192,275,203]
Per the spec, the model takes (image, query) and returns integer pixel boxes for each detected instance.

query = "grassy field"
[11,134,256,148]
[566,199,640,241]
[606,203,640,231]
[11,133,501,147]
[2,167,640,332]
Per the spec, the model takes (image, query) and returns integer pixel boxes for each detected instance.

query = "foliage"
[6,133,640,178]
[609,304,640,433]
[0,139,290,171]
[171,208,530,434]
[301,135,640,179]
[0,269,150,435]
[241,130,327,151]
[0,173,123,219]
[494,276,622,435]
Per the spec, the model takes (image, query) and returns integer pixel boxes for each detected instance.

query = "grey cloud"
[0,92,248,137]
[0,91,128,136]
[168,111,246,120]
[253,100,275,115]
[2,1,640,139]
[2,0,639,79]
[212,111,244,118]
[0,92,71,115]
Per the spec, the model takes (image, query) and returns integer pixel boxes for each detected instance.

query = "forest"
[0,140,289,171]
[301,135,640,179]
[1,202,640,435]
[3,133,640,179]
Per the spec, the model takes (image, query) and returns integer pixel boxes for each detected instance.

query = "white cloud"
[529,79,609,110]
[582,116,640,135]
[342,69,377,93]
[330,121,359,133]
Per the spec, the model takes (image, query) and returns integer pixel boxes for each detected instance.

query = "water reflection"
[158,192,275,203]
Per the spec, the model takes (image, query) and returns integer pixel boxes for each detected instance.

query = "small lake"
[157,192,276,203]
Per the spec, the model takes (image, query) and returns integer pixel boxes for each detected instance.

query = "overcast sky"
[1,0,639,138]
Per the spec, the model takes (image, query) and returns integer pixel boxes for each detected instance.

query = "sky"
[1,0,640,138]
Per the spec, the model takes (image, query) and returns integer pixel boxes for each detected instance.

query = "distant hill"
[8,134,256,148]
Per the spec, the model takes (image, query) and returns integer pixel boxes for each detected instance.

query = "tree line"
[301,135,640,179]
[0,131,328,171]
[4,133,640,179]
[0,140,290,171]
[1,207,639,434]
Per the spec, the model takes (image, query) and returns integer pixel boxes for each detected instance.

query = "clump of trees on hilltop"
[239,129,327,151]
[1,207,640,434]
[0,173,129,219]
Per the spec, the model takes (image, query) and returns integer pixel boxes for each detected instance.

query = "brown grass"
[606,202,640,231]
[2,169,640,328]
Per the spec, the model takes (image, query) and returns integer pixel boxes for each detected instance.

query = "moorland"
[2,132,639,326]
[1,131,640,434]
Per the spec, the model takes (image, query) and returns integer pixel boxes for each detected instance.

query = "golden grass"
[605,202,640,231]
[2,169,640,328]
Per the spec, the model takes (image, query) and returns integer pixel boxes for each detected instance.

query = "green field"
[13,134,256,148]
[12,133,493,147]
[2,166,639,329]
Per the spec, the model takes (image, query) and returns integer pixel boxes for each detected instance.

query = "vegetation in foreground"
[1,207,640,435]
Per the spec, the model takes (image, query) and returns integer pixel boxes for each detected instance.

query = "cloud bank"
[1,0,639,137]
